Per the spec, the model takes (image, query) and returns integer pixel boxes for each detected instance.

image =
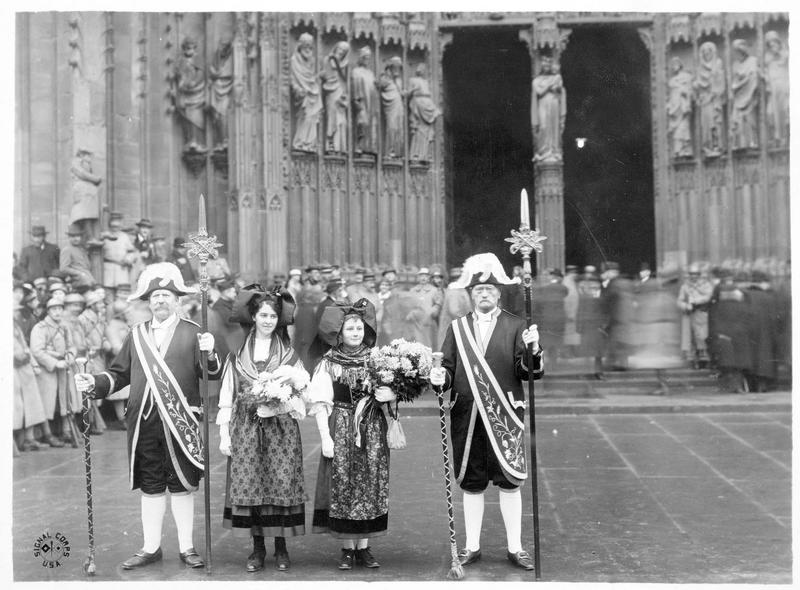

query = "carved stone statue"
[290,33,323,153]
[407,63,439,162]
[764,30,789,149]
[351,46,379,156]
[69,149,101,225]
[729,39,759,151]
[172,37,207,151]
[531,56,566,163]
[209,38,234,148]
[693,41,726,158]
[666,56,694,158]
[321,41,350,154]
[379,56,404,159]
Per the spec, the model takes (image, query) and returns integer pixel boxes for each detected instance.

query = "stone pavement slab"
[12,410,792,583]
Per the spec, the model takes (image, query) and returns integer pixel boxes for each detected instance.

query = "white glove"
[219,423,231,456]
[321,433,335,458]
[74,373,96,394]
[198,332,215,353]
[522,324,540,350]
[374,386,396,403]
[429,367,446,387]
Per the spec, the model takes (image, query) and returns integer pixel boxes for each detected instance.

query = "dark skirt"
[312,402,389,539]
[222,410,306,537]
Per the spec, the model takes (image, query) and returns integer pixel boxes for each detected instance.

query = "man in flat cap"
[19,225,60,283]
[60,223,96,293]
[75,262,221,570]
[430,253,542,572]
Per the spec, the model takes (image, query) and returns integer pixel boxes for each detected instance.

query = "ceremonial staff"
[75,355,96,575]
[505,188,547,579]
[185,194,222,575]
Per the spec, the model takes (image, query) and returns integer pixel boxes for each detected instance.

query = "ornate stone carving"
[726,13,756,30]
[247,13,259,61]
[351,46,379,157]
[211,146,228,178]
[68,14,82,72]
[408,19,429,50]
[170,36,207,154]
[290,32,322,153]
[321,41,350,154]
[269,194,282,211]
[559,28,572,52]
[734,155,760,186]
[409,166,429,198]
[69,149,101,225]
[381,15,404,45]
[135,25,147,99]
[534,14,559,49]
[229,189,238,212]
[323,12,349,35]
[729,39,759,151]
[705,159,727,187]
[764,30,789,149]
[695,13,723,37]
[379,56,404,159]
[209,37,233,149]
[292,14,316,28]
[291,156,315,187]
[381,166,403,194]
[354,13,379,40]
[693,41,726,158]
[241,191,253,209]
[323,157,346,190]
[258,189,267,210]
[408,63,439,163]
[667,56,694,159]
[353,164,375,192]
[182,149,207,177]
[674,162,696,192]
[532,56,566,163]
[668,14,692,44]
[637,27,653,53]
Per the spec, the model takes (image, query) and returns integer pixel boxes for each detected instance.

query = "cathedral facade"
[15,12,790,281]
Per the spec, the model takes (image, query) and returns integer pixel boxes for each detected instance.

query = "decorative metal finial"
[186,194,223,292]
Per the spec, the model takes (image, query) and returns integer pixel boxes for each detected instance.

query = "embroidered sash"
[131,324,204,470]
[452,316,527,482]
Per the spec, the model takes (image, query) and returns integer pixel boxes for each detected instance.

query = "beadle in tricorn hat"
[450,252,520,290]
[128,262,196,302]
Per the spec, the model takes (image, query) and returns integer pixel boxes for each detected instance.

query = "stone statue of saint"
[531,56,566,163]
[407,63,440,162]
[666,56,694,158]
[290,33,323,153]
[209,38,234,148]
[729,39,759,150]
[379,56,404,159]
[764,31,789,149]
[69,149,101,225]
[693,41,726,158]
[172,37,207,151]
[351,46,379,156]
[321,41,350,154]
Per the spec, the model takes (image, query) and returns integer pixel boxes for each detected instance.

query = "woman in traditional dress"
[216,286,310,572]
[308,298,396,569]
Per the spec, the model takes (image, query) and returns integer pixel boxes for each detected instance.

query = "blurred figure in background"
[708,271,753,392]
[437,266,472,349]
[677,262,714,368]
[533,268,568,369]
[561,265,581,357]
[576,266,605,379]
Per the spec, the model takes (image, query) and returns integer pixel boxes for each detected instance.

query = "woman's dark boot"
[247,535,266,572]
[274,536,290,571]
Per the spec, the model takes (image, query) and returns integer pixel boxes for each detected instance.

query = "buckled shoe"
[179,547,205,568]
[507,549,535,571]
[457,548,482,566]
[120,547,163,570]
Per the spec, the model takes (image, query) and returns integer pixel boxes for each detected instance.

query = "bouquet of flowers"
[368,338,434,403]
[241,365,310,418]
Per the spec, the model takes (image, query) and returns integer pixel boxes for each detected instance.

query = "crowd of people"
[12,219,792,574]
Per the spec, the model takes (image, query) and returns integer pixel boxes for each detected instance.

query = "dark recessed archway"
[561,26,654,275]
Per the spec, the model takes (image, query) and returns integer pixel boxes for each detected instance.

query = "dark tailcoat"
[92,317,221,490]
[439,310,543,485]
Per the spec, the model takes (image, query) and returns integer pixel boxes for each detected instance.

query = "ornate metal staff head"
[505,189,547,279]
[185,194,223,293]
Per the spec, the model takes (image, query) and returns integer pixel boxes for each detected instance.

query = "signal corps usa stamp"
[33,530,70,568]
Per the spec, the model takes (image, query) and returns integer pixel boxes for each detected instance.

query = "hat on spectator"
[289,268,302,277]
[417,267,431,275]
[548,268,564,278]
[33,277,48,288]
[84,289,105,307]
[66,223,84,236]
[64,293,85,305]
[216,277,237,292]
[135,218,154,228]
[31,225,48,237]
[325,278,344,294]
[46,296,65,309]
[48,282,67,293]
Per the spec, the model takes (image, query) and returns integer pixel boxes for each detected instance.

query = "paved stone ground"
[12,407,791,583]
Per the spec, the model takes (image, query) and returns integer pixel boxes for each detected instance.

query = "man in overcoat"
[430,253,543,571]
[75,262,221,570]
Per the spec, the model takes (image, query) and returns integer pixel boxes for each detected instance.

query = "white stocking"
[170,493,195,553]
[499,488,523,553]
[462,490,485,551]
[140,493,166,553]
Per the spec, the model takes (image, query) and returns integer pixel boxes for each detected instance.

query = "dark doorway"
[443,29,532,271]
[561,26,654,275]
